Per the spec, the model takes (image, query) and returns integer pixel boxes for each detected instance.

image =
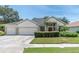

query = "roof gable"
[45,17,65,26]
[45,17,66,24]
[18,20,38,27]
[46,17,58,23]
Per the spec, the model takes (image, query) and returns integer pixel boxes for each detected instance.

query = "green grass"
[23,47,79,53]
[0,24,5,26]
[31,37,79,44]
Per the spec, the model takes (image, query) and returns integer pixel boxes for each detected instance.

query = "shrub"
[0,25,5,31]
[59,26,69,32]
[0,31,5,36]
[34,31,59,38]
[60,32,78,37]
[76,31,79,33]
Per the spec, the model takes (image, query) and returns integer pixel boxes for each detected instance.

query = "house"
[5,16,66,35]
[68,21,79,32]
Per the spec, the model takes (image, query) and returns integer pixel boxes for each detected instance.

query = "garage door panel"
[18,27,38,35]
[6,27,16,34]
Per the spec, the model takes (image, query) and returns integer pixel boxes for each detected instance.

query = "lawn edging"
[25,44,79,48]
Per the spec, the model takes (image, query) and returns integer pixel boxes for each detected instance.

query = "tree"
[61,17,69,24]
[0,5,20,23]
[59,26,69,32]
[43,16,49,19]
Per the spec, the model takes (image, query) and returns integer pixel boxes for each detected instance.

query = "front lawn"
[0,24,6,27]
[23,47,79,53]
[31,37,79,44]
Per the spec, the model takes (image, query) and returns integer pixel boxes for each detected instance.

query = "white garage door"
[6,27,16,35]
[18,27,38,35]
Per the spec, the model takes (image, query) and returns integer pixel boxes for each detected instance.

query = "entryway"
[48,27,52,31]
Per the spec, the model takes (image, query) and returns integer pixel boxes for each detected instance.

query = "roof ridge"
[28,20,39,26]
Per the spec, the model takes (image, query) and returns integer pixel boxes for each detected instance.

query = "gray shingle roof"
[32,18,45,26]
[32,16,66,26]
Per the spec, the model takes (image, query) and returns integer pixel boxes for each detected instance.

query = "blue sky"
[9,5,79,22]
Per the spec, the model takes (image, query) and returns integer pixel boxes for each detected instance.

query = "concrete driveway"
[0,35,34,53]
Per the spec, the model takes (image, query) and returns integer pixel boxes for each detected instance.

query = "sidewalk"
[25,44,79,48]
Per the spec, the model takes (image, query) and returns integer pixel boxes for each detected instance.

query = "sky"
[9,5,79,22]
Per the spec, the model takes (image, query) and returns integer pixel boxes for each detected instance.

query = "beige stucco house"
[5,16,66,35]
[68,21,79,32]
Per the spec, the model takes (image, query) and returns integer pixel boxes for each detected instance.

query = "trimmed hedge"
[0,31,5,36]
[60,32,78,37]
[35,31,78,37]
[34,31,59,37]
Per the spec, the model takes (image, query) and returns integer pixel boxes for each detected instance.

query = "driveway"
[0,35,34,53]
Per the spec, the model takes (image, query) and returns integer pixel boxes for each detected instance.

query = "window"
[40,26,45,31]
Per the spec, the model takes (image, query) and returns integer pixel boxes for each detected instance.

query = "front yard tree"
[0,5,19,23]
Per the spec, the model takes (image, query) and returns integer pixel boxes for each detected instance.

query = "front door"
[48,27,52,31]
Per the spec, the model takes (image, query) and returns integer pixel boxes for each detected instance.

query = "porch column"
[55,23,58,31]
[56,24,59,31]
[45,25,47,31]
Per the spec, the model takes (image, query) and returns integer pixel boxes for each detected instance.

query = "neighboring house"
[5,16,66,35]
[68,21,79,32]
